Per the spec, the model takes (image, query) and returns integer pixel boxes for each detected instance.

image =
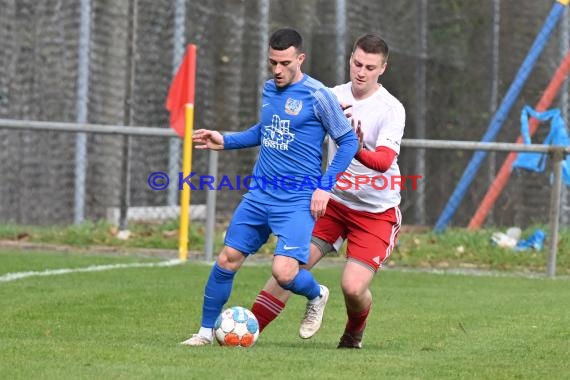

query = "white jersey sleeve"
[376,101,405,154]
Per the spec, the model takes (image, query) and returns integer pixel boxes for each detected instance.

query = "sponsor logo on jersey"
[262,114,295,150]
[284,97,303,115]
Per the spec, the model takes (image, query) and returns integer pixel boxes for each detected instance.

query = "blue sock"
[281,269,321,300]
[200,263,236,328]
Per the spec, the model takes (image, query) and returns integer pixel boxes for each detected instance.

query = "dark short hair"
[353,34,389,60]
[269,28,303,52]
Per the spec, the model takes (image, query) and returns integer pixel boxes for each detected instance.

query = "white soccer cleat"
[180,334,213,346]
[299,285,329,339]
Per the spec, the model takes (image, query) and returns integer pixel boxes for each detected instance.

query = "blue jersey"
[225,74,356,206]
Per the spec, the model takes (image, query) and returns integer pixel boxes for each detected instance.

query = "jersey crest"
[284,97,303,115]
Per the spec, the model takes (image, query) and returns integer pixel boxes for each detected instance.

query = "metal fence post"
[74,0,92,224]
[546,148,564,277]
[119,0,137,233]
[335,0,346,84]
[559,9,569,226]
[414,0,428,226]
[205,150,218,261]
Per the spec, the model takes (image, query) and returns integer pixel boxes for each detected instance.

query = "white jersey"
[328,82,406,213]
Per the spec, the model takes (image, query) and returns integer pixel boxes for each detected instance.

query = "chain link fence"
[0,0,569,229]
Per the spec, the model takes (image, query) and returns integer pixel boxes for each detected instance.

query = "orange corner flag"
[166,45,196,137]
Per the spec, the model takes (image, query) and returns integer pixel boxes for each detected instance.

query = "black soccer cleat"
[337,330,363,349]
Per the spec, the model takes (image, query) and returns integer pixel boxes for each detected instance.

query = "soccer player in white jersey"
[180,28,358,346]
[251,34,405,348]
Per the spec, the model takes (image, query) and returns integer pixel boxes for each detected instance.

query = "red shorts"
[312,199,401,271]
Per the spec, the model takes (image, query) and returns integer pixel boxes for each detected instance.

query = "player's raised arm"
[192,129,224,150]
[193,123,262,151]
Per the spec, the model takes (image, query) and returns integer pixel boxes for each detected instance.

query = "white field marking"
[0,259,184,283]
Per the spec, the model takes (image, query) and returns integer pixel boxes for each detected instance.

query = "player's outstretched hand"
[310,188,330,220]
[340,103,353,118]
[351,119,364,151]
[193,129,224,150]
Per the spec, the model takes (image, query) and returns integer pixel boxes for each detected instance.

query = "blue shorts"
[224,198,314,264]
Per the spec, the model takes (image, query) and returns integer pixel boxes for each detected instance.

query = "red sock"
[250,290,286,332]
[345,305,370,334]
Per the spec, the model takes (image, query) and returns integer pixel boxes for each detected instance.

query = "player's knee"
[217,246,246,271]
[272,271,295,286]
[272,256,299,285]
[272,266,297,286]
[341,282,367,300]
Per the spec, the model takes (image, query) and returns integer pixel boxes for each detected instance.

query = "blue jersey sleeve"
[322,130,358,189]
[312,87,353,139]
[223,123,262,150]
[312,87,358,190]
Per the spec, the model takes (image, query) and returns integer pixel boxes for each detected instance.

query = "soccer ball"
[214,306,259,347]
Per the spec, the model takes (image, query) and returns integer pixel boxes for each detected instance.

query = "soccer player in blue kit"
[181,28,358,345]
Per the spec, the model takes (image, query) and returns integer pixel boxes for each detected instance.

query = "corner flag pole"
[179,45,197,261]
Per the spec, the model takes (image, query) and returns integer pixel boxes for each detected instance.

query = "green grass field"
[1,249,569,379]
